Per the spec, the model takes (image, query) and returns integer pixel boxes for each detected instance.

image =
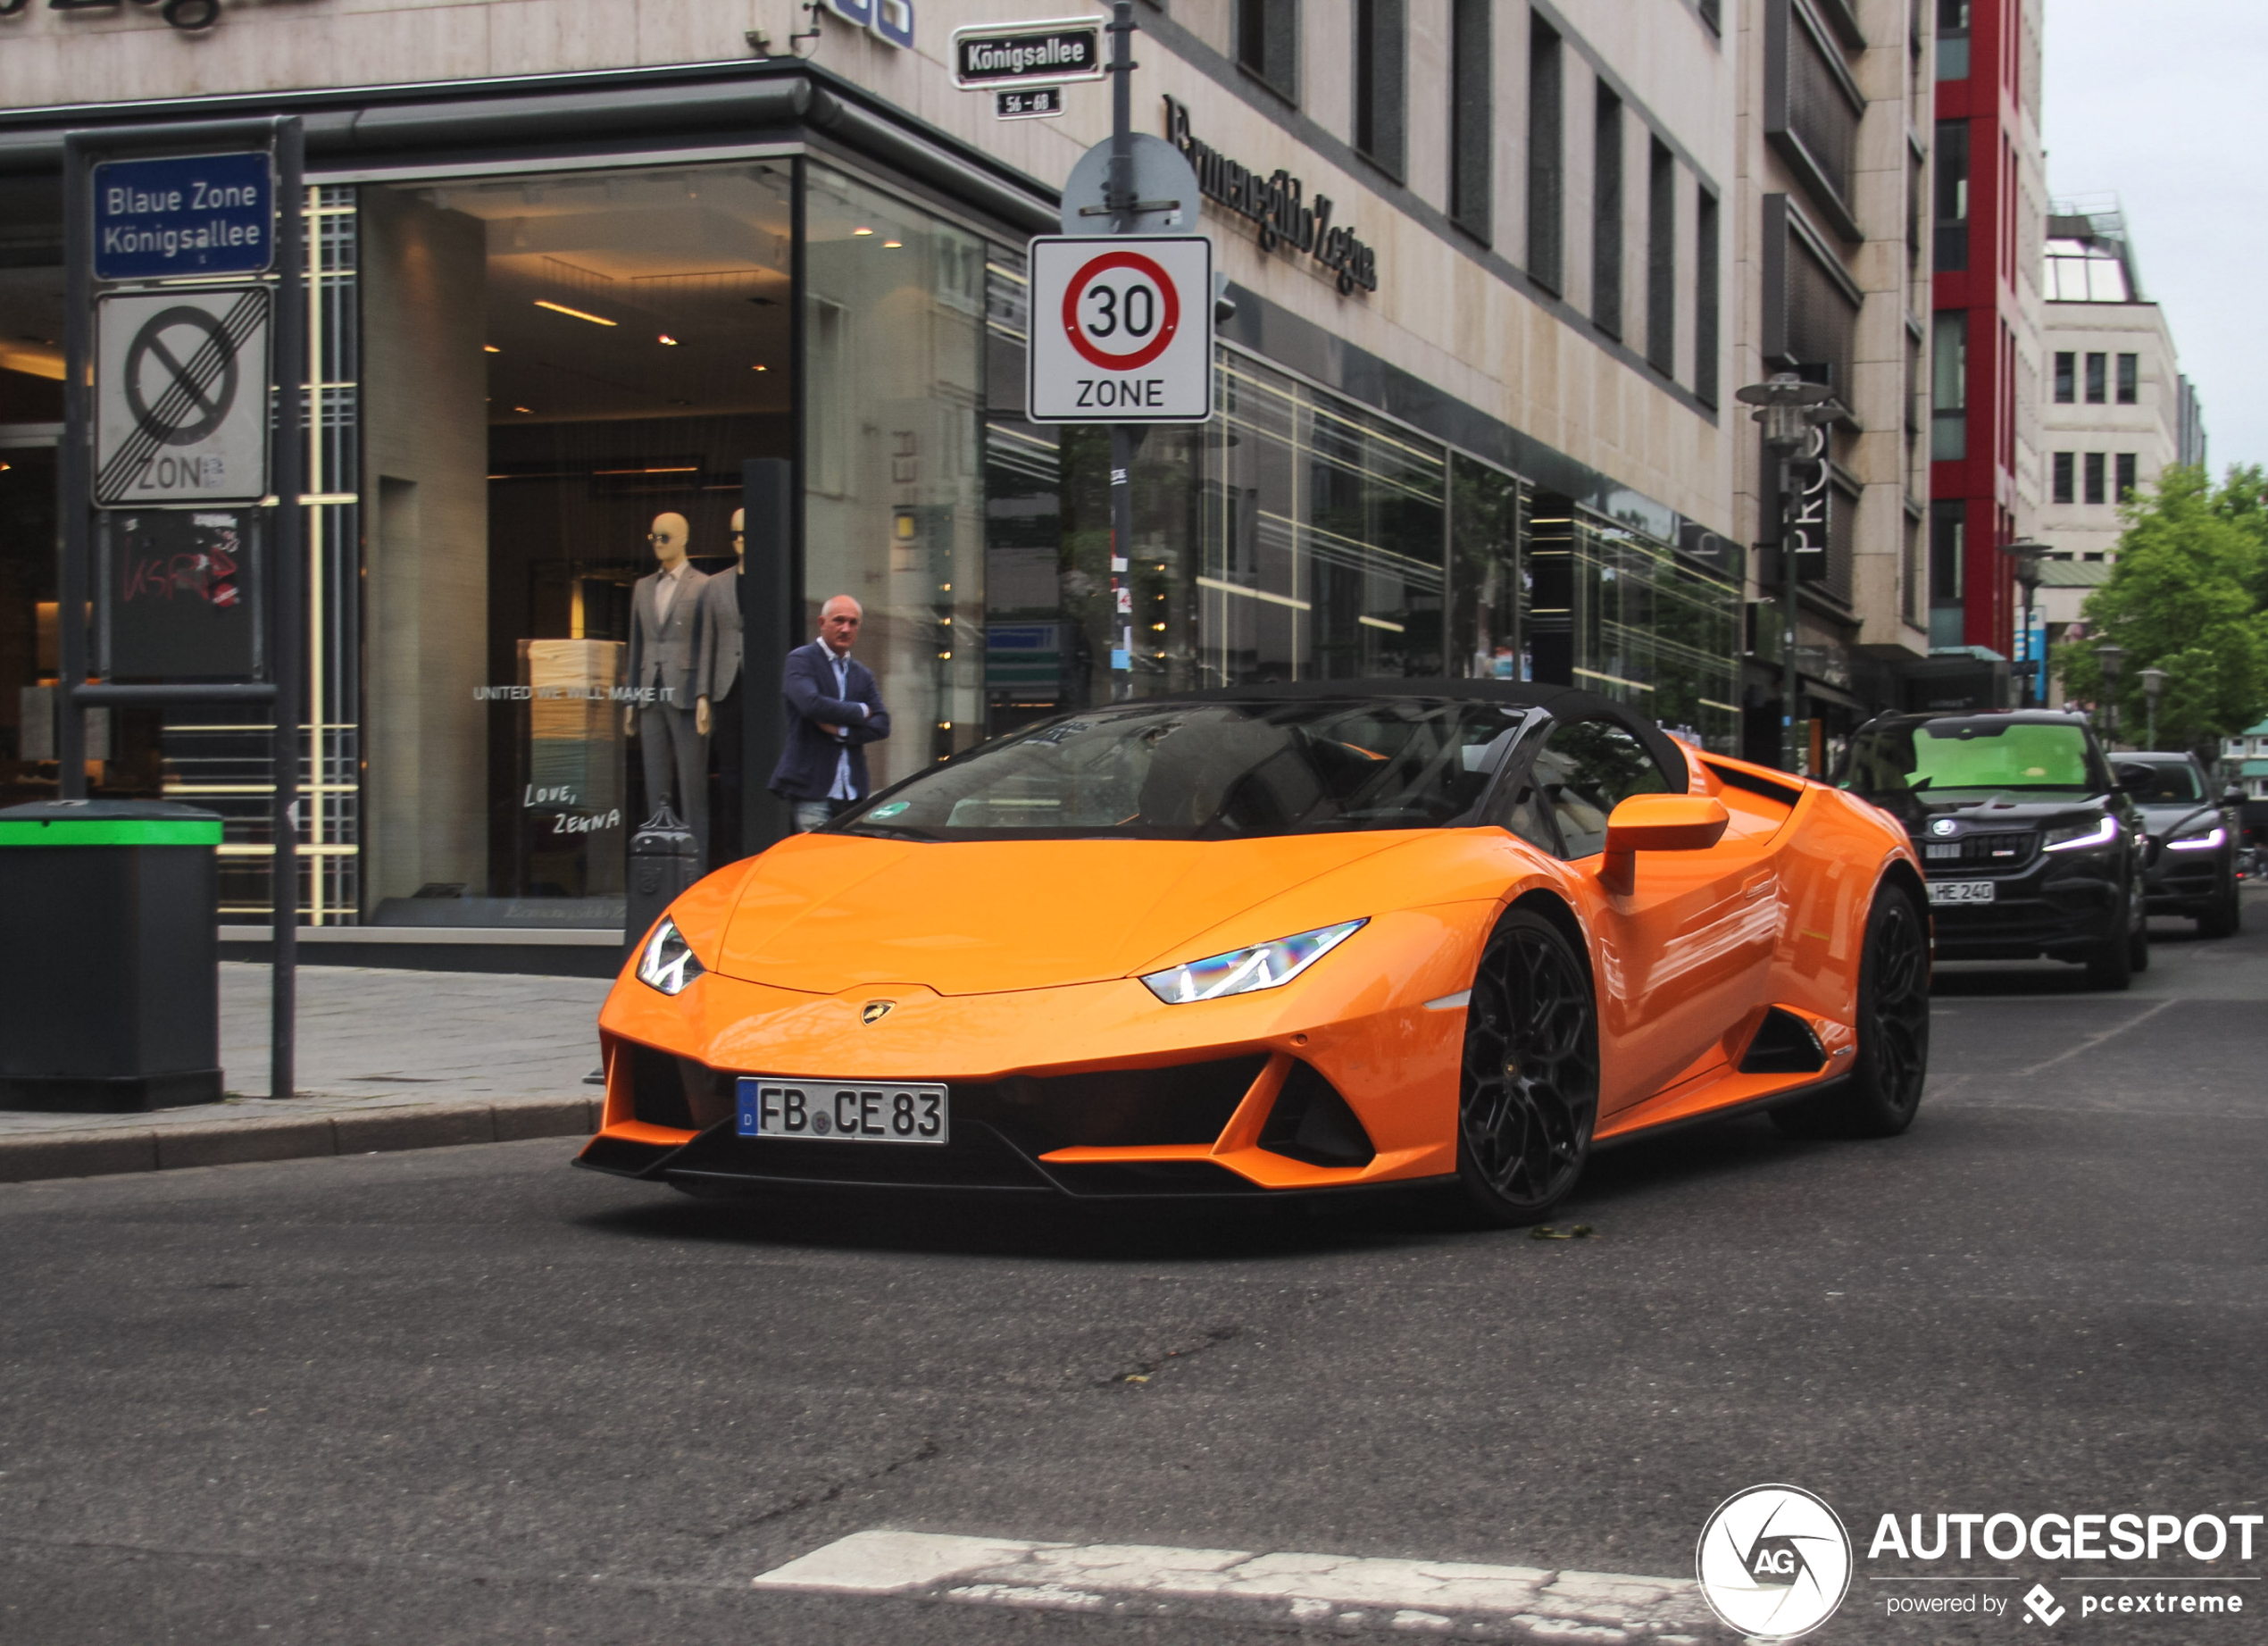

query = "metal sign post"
[63,117,303,1102]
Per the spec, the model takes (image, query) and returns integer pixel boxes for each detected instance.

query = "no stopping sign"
[1027,235,1212,423]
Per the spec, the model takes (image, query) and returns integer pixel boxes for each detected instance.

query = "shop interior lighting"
[1357,614,1407,632]
[853,226,875,237]
[483,344,500,354]
[657,334,680,346]
[512,405,533,414]
[751,363,769,372]
[882,239,903,249]
[534,299,618,327]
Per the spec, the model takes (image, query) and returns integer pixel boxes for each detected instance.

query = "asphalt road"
[4,900,2265,1646]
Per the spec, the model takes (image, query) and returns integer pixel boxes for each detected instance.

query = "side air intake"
[1739,1007,1829,1074]
[1258,1061,1376,1168]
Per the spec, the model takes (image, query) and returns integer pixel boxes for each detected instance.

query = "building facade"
[1730,0,1934,770]
[0,0,1934,952]
[1925,0,2044,677]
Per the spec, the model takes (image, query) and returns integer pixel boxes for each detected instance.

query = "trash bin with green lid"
[0,799,224,1112]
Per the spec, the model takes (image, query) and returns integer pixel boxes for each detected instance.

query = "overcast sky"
[2041,0,2268,472]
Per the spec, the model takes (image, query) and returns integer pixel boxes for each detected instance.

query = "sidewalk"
[0,965,615,1184]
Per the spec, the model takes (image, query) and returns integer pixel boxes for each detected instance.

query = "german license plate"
[1928,879,1996,906]
[736,1078,950,1144]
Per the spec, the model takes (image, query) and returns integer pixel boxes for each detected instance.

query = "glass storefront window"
[803,162,987,788]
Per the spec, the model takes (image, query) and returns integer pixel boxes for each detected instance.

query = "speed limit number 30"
[1027,236,1213,424]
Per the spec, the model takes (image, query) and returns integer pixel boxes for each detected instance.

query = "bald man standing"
[769,595,890,832]
[626,511,710,850]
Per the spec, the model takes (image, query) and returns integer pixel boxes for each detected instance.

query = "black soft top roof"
[1151,678,1689,786]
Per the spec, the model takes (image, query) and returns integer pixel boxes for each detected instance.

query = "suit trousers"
[638,703,708,853]
[707,684,743,868]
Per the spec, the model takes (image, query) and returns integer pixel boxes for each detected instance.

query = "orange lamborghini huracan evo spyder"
[578,682,1930,1224]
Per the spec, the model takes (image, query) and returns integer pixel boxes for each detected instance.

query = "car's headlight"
[635,916,706,995]
[1139,919,1366,1004]
[2168,824,2228,852]
[2043,817,2118,853]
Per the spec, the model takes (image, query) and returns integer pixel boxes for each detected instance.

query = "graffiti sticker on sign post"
[1026,236,1212,424]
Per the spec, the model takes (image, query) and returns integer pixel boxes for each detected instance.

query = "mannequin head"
[646,512,690,571]
[729,506,746,569]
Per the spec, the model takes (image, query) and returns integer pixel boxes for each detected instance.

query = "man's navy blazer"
[768,640,890,800]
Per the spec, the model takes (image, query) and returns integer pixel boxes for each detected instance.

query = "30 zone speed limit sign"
[1027,235,1213,423]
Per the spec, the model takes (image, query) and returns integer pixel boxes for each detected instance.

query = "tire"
[1455,907,1599,1226]
[2084,885,2135,991]
[1772,881,1931,1140]
[2198,878,2242,939]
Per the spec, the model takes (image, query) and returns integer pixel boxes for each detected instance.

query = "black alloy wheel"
[1772,881,1931,1139]
[2199,870,2243,939]
[2084,881,2135,991]
[1455,907,1600,1225]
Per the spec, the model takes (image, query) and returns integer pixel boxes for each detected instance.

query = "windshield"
[1843,717,2108,801]
[2122,761,2204,803]
[836,699,1541,840]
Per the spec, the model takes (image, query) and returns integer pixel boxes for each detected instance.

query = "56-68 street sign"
[1026,235,1212,424]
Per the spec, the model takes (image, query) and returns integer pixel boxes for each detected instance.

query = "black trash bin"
[0,799,224,1112]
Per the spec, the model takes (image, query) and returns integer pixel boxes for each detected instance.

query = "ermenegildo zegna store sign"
[1162,96,1380,297]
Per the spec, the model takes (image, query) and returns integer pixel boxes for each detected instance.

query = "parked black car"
[2115,751,2243,937]
[1840,710,2148,989]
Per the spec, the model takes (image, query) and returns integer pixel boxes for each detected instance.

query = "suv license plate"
[736,1079,950,1144]
[1928,880,1997,906]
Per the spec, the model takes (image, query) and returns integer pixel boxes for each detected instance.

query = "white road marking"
[753,1530,1712,1641]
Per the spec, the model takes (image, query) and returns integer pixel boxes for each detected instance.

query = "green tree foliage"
[2052,464,2268,752]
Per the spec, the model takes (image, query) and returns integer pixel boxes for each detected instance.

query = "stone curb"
[0,1095,600,1185]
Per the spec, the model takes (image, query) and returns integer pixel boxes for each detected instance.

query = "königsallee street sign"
[92,151,273,282]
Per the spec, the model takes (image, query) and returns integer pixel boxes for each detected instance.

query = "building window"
[1527,18,1564,294]
[1354,0,1406,176]
[1937,0,1970,78]
[1763,196,1859,399]
[1447,0,1492,240]
[1695,187,1720,407]
[1766,0,1864,233]
[2116,352,2139,405]
[2083,451,2106,505]
[2115,452,2137,498]
[1591,88,1622,338]
[2084,351,2107,404]
[2053,451,2074,505]
[1647,139,1676,377]
[1930,497,1964,605]
[1933,119,1969,272]
[2054,350,2075,404]
[1238,0,1300,101]
[1930,310,1966,461]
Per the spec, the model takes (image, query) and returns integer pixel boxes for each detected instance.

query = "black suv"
[1841,710,2148,989]
[2116,751,2244,937]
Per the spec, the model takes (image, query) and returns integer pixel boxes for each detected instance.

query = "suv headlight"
[2168,823,2228,852]
[2042,817,2118,854]
[635,916,706,995]
[1139,919,1366,1004]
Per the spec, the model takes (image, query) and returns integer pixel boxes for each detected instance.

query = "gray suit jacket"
[696,568,742,703]
[627,565,710,710]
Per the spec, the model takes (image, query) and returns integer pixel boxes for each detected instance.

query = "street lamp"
[2095,641,2126,746]
[1735,372,1837,773]
[1997,539,2051,707]
[2139,664,2168,751]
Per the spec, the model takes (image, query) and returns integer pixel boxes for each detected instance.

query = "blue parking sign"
[93,152,272,282]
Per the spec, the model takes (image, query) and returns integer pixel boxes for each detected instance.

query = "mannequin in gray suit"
[624,511,710,849]
[695,505,746,866]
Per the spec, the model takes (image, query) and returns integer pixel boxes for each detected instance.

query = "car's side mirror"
[1597,795,1730,895]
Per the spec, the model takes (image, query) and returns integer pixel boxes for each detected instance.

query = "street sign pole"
[62,115,302,1101]
[1106,0,1136,700]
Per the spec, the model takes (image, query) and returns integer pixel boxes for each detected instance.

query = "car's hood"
[2133,799,2219,837]
[1855,790,2112,834]
[713,832,1414,996]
